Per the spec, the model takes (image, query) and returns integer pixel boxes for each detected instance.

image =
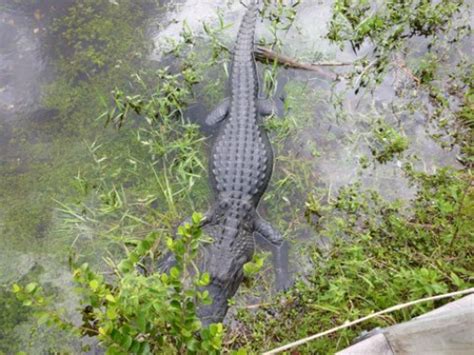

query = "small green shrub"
[369,120,409,164]
[14,213,224,354]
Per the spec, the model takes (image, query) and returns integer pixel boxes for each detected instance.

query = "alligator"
[184,0,289,326]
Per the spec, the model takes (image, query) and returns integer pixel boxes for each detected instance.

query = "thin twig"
[263,288,474,354]
[218,45,350,79]
[245,302,271,310]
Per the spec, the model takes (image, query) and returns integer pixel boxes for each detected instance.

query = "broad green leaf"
[118,260,133,273]
[25,282,38,294]
[192,212,202,224]
[170,267,180,279]
[106,294,116,303]
[89,280,99,291]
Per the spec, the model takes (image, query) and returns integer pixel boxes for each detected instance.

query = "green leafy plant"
[14,213,224,354]
[243,253,269,277]
[327,0,466,90]
[368,120,409,164]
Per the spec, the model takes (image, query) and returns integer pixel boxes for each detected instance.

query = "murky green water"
[0,0,469,352]
[0,1,163,352]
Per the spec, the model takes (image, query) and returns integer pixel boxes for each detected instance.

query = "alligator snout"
[197,272,244,326]
[197,224,254,325]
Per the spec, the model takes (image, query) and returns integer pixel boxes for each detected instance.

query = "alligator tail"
[233,0,258,66]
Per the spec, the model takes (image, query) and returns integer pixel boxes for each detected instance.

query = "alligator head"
[196,203,256,326]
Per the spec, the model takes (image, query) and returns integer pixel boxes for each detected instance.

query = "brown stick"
[244,302,271,310]
[254,46,351,79]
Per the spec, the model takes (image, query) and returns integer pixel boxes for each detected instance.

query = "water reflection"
[0,8,45,120]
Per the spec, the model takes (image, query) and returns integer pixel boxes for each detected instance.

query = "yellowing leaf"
[105,294,116,303]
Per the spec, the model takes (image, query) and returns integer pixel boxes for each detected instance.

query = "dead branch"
[255,46,352,79]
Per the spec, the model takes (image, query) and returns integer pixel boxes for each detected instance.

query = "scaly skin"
[194,1,288,325]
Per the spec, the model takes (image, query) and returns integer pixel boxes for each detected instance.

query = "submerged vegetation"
[0,0,154,249]
[3,0,473,353]
[1,0,162,352]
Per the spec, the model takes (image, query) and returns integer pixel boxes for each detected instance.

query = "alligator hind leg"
[254,217,291,290]
[205,98,230,126]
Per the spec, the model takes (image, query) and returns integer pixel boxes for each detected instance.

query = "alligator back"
[210,0,273,208]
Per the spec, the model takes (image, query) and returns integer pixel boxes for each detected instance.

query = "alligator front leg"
[254,217,291,290]
[258,98,278,117]
[205,98,230,126]
[159,209,214,272]
[258,97,286,119]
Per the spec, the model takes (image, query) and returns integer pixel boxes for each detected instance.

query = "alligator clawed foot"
[254,217,291,292]
[273,241,292,291]
[276,275,293,292]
